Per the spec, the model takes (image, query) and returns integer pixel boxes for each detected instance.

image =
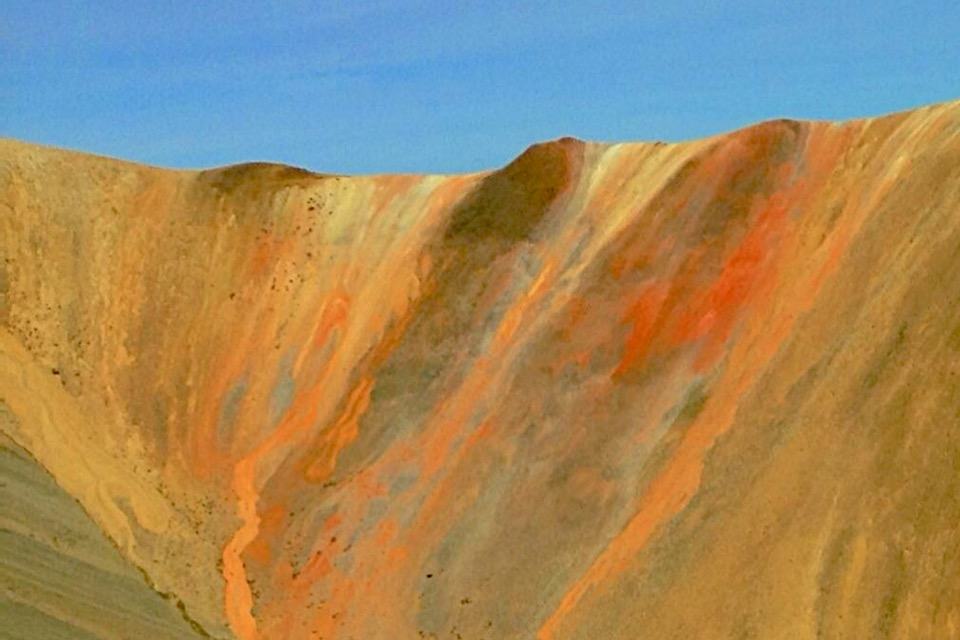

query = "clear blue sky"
[2,2,958,174]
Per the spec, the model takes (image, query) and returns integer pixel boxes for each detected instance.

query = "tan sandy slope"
[1,99,959,638]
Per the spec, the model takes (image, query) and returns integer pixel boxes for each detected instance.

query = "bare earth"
[1,99,959,639]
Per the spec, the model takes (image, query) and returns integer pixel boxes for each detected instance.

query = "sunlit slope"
[1,98,958,639]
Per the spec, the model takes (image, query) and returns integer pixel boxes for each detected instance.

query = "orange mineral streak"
[5,103,955,640]
[672,193,790,371]
[538,131,864,639]
[222,294,355,640]
[222,343,373,638]
[188,206,331,476]
[613,281,670,375]
[297,247,573,636]
[218,274,405,638]
[304,377,374,482]
[613,188,792,377]
[306,293,350,354]
[222,456,262,640]
[492,258,556,350]
[221,175,480,639]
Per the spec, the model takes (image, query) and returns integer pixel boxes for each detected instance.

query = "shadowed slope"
[0,428,208,640]
[1,99,959,639]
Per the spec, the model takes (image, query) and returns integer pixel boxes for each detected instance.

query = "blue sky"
[2,2,958,174]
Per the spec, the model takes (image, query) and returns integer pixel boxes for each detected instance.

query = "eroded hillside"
[1,99,959,639]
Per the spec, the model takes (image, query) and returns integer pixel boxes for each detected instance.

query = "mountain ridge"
[1,97,959,639]
[5,96,957,177]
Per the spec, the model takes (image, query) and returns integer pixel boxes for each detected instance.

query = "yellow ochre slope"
[1,99,959,639]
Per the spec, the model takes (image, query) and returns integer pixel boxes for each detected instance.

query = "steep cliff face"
[1,99,958,639]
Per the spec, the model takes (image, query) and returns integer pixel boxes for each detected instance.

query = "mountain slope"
[0,431,208,640]
[1,99,958,639]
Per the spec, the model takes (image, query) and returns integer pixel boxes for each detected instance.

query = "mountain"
[1,99,959,639]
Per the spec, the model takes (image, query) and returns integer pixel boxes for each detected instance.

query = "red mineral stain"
[614,280,671,375]
[6,101,953,640]
[671,192,790,371]
[538,127,876,638]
